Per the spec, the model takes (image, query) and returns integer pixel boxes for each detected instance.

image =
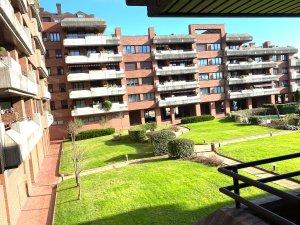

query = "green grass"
[60,134,153,175]
[181,118,277,144]
[219,132,300,180]
[55,160,270,225]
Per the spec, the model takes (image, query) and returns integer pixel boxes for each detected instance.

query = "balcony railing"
[290,83,300,92]
[71,102,128,116]
[227,61,277,71]
[156,81,198,92]
[65,52,123,64]
[158,95,200,107]
[153,35,196,44]
[226,47,298,56]
[36,49,48,77]
[153,49,197,60]
[42,111,53,128]
[64,35,120,47]
[0,0,33,55]
[28,0,42,31]
[290,58,300,67]
[156,65,198,76]
[39,84,51,100]
[0,57,38,96]
[67,69,125,82]
[228,74,279,85]
[31,18,46,54]
[226,33,253,43]
[290,71,300,80]
[69,86,126,99]
[228,88,279,99]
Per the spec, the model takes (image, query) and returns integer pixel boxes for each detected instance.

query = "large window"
[200,88,210,95]
[212,72,223,79]
[211,57,222,65]
[49,32,60,42]
[128,94,140,102]
[196,44,207,52]
[55,49,62,58]
[143,92,155,101]
[125,62,137,71]
[48,84,54,93]
[140,61,152,69]
[211,43,221,51]
[59,83,66,92]
[137,45,151,53]
[212,86,224,94]
[47,67,51,75]
[73,82,84,90]
[199,58,208,66]
[69,49,80,56]
[50,101,56,110]
[142,77,154,85]
[282,67,288,74]
[61,100,68,109]
[57,67,64,76]
[280,54,288,61]
[123,45,136,54]
[127,78,139,86]
[199,73,209,80]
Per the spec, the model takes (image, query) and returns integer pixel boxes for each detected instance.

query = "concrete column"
[247,98,253,109]
[270,95,276,104]
[210,102,216,116]
[140,109,145,124]
[195,103,201,116]
[13,98,26,119]
[170,107,176,124]
[225,100,231,115]
[25,99,35,119]
[155,108,161,124]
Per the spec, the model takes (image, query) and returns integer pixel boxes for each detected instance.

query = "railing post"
[232,167,241,208]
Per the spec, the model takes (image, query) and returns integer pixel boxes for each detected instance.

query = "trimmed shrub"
[191,155,223,167]
[142,122,157,131]
[181,115,215,124]
[152,130,176,155]
[248,116,261,125]
[263,103,300,115]
[76,128,115,140]
[168,138,194,159]
[128,127,147,142]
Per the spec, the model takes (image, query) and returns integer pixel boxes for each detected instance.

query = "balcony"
[226,47,298,57]
[226,34,253,43]
[64,35,120,47]
[290,58,300,67]
[28,0,42,31]
[71,102,128,117]
[42,111,54,128]
[153,49,197,60]
[0,57,38,96]
[67,69,125,82]
[39,84,51,100]
[153,35,196,44]
[156,81,198,92]
[0,0,33,55]
[65,52,123,64]
[69,86,126,99]
[156,65,198,76]
[291,71,300,80]
[158,95,200,107]
[291,83,300,92]
[36,50,48,77]
[228,88,280,99]
[61,18,106,32]
[31,18,46,54]
[227,61,277,71]
[228,74,279,85]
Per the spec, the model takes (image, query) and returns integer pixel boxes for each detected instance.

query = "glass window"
[196,44,207,52]
[199,73,209,80]
[48,84,54,93]
[57,67,64,76]
[59,83,66,92]
[74,100,86,108]
[45,50,50,58]
[273,68,279,75]
[142,77,154,85]
[125,62,137,71]
[123,45,136,54]
[55,49,62,58]
[211,57,222,65]
[212,72,223,79]
[73,82,84,90]
[50,101,56,110]
[271,55,277,61]
[211,43,221,51]
[69,49,80,56]
[47,67,51,75]
[282,68,288,74]
[143,92,155,101]
[200,88,210,95]
[280,54,288,61]
[61,100,68,109]
[140,61,152,69]
[280,80,289,87]
[128,94,140,102]
[127,78,139,86]
[137,45,150,53]
[49,32,60,42]
[212,86,224,94]
[199,58,208,66]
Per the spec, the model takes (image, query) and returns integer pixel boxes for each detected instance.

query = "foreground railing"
[218,153,300,225]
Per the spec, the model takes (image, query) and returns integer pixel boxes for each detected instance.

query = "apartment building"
[41,4,299,140]
[0,0,52,224]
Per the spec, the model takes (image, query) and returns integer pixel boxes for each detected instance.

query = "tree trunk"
[273,104,280,119]
[77,183,81,200]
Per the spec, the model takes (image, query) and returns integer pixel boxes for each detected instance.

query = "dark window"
[123,45,135,54]
[125,62,137,71]
[212,72,223,79]
[45,50,50,58]
[211,43,221,51]
[50,101,56,110]
[59,83,66,92]
[197,44,207,52]
[142,77,153,85]
[128,94,140,103]
[137,45,150,53]
[57,67,64,76]
[282,68,288,74]
[49,32,60,42]
[127,78,139,86]
[48,84,54,93]
[140,61,152,69]
[211,57,222,65]
[73,82,84,90]
[199,58,208,66]
[212,86,224,94]
[55,49,62,58]
[273,68,279,75]
[69,49,80,56]
[47,67,51,75]
[199,73,209,80]
[143,92,155,101]
[200,88,210,95]
[61,100,68,109]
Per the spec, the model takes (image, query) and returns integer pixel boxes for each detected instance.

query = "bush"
[76,128,115,140]
[102,100,112,111]
[191,155,223,167]
[128,127,147,142]
[283,114,300,126]
[152,130,176,156]
[263,103,300,115]
[181,115,215,124]
[168,138,194,159]
[142,122,157,131]
[248,116,261,125]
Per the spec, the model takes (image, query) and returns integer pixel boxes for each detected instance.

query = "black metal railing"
[218,152,300,225]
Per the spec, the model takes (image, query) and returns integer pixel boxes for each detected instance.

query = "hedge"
[181,115,215,124]
[152,130,176,156]
[263,103,300,115]
[76,128,115,140]
[142,122,157,131]
[128,127,147,142]
[248,116,261,125]
[168,138,194,159]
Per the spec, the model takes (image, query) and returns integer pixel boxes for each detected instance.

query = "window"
[123,45,135,54]
[142,77,154,85]
[271,55,277,61]
[196,44,207,52]
[143,92,155,101]
[211,57,222,65]
[229,45,239,50]
[73,82,84,90]
[212,86,224,94]
[280,80,289,88]
[50,101,56,110]
[137,45,150,53]
[211,43,221,51]
[61,100,68,109]
[125,62,137,71]
[49,32,60,42]
[200,88,210,95]
[140,61,152,69]
[45,50,50,58]
[128,94,140,102]
[55,49,62,58]
[127,78,139,86]
[59,83,66,92]
[280,54,288,61]
[69,49,80,56]
[199,73,209,80]
[273,68,279,75]
[74,100,86,108]
[47,67,51,75]
[282,68,288,74]
[199,58,208,66]
[48,84,54,93]
[57,67,64,76]
[212,72,223,79]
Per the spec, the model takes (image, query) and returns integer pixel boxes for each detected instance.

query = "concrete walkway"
[16,141,62,225]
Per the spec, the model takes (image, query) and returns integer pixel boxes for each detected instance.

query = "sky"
[41,0,300,55]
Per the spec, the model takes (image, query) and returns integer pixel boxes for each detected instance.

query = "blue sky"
[41,0,300,55]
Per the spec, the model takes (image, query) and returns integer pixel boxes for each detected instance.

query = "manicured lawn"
[181,118,277,144]
[219,132,300,180]
[60,135,153,175]
[54,160,269,225]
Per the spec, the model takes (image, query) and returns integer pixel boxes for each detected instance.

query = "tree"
[273,104,280,119]
[295,90,300,103]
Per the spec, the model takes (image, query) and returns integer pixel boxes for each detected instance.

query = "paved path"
[16,141,62,225]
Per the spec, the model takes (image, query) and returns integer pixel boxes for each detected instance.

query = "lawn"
[60,134,153,175]
[54,160,269,225]
[218,132,300,180]
[181,118,277,144]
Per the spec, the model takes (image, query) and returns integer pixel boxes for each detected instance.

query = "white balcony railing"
[228,88,280,99]
[64,35,120,47]
[158,95,200,107]
[36,50,48,77]
[39,84,51,100]
[42,111,53,128]
[67,69,125,82]
[0,0,33,54]
[156,81,198,92]
[291,83,300,92]
[65,52,123,64]
[156,65,198,76]
[290,58,300,67]
[227,61,277,71]
[153,49,197,60]
[0,57,38,96]
[291,71,300,80]
[31,18,46,54]
[228,74,279,85]
[71,102,128,116]
[70,86,126,99]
